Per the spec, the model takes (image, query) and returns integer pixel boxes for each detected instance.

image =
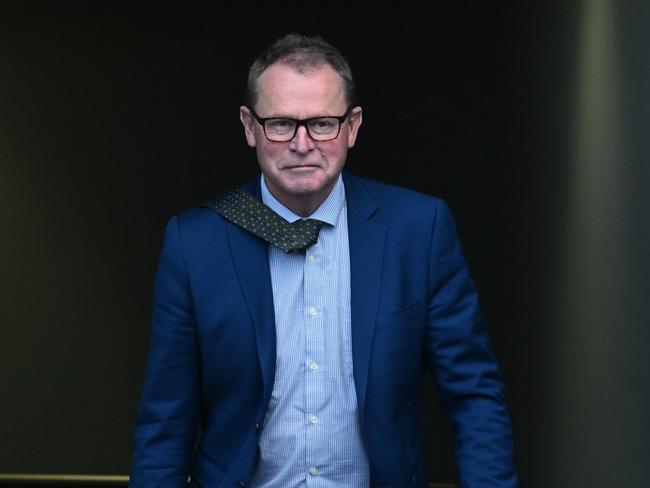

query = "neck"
[276,191,327,217]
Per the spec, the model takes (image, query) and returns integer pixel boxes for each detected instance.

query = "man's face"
[240,62,362,214]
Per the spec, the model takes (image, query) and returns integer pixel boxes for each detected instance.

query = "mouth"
[282,164,320,170]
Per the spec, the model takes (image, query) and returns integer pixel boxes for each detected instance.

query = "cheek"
[256,143,283,166]
[322,144,348,168]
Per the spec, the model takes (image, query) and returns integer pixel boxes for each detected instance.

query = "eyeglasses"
[247,107,352,142]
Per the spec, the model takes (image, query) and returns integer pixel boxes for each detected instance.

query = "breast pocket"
[375,298,423,330]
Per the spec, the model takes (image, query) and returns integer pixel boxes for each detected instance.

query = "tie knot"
[288,218,325,253]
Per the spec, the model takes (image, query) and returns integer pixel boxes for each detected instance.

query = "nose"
[289,125,315,154]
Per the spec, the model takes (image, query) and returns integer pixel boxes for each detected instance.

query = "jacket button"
[255,423,260,433]
[235,482,246,488]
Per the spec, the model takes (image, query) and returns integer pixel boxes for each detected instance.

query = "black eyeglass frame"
[247,106,353,142]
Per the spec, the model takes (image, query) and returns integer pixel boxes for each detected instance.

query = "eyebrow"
[265,113,337,119]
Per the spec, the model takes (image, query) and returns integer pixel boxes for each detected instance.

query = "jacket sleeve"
[130,216,201,487]
[425,200,518,488]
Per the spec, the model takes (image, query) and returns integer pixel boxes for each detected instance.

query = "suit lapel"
[227,178,276,419]
[344,172,386,421]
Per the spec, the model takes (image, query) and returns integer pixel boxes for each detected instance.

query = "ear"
[346,106,363,148]
[240,105,257,148]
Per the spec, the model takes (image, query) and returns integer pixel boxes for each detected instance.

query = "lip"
[283,164,320,170]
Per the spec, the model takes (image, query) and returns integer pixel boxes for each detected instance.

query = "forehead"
[255,62,347,116]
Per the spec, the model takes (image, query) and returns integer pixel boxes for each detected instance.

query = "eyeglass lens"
[265,117,340,141]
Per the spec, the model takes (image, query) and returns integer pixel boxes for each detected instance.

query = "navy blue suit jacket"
[130,171,517,488]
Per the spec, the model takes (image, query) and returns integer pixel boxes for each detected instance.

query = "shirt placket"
[303,237,327,485]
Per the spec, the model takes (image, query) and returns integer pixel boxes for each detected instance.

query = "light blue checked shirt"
[250,174,370,487]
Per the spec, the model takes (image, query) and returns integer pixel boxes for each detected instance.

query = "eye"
[266,119,295,133]
[309,118,337,133]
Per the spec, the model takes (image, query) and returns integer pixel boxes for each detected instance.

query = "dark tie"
[201,187,325,254]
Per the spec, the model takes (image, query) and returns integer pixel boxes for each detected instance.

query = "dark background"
[1,2,648,487]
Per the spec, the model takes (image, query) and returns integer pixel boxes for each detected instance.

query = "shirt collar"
[260,174,345,226]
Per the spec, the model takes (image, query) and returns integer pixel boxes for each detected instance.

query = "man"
[130,34,518,488]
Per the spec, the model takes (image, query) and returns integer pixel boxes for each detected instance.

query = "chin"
[282,175,328,193]
[284,183,324,196]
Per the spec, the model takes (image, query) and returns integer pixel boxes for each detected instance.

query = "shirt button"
[310,415,319,424]
[309,361,318,371]
[309,467,319,476]
[308,254,316,263]
[308,307,317,316]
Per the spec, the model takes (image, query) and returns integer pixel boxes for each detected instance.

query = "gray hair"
[244,33,357,109]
